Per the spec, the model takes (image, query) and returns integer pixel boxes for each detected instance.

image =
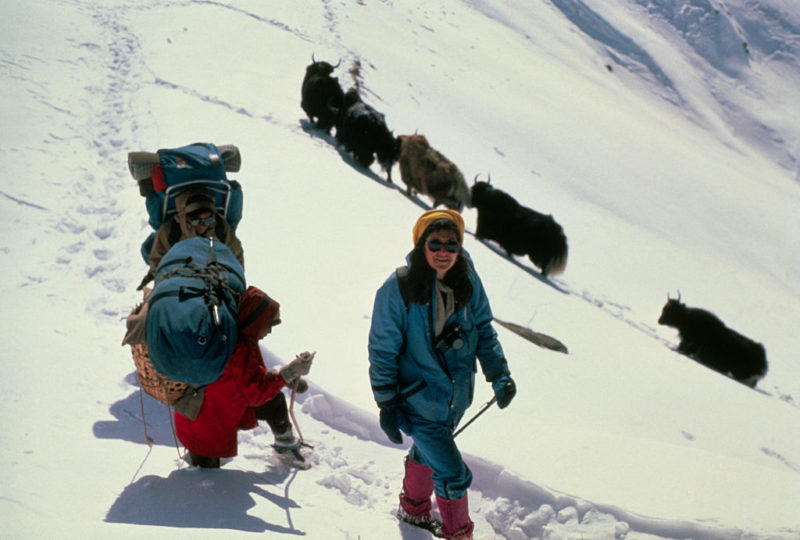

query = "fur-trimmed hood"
[238,286,280,338]
[174,187,217,238]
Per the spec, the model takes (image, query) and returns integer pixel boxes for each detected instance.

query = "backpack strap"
[214,219,226,240]
[167,220,182,245]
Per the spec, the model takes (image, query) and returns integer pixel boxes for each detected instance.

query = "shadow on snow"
[105,467,305,534]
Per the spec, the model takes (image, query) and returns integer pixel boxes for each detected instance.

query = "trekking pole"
[453,396,497,438]
[289,378,305,445]
[204,237,221,326]
[288,352,316,449]
[137,387,155,447]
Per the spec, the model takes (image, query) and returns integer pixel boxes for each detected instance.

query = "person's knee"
[254,394,291,433]
[434,464,472,499]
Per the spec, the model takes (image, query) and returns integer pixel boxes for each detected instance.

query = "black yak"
[301,55,345,133]
[470,180,568,276]
[658,294,768,388]
[396,134,470,212]
[332,88,400,180]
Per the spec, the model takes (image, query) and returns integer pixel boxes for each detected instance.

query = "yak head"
[342,87,361,108]
[330,87,361,117]
[306,54,341,77]
[326,87,357,129]
[440,178,470,213]
[469,178,493,208]
[658,292,685,327]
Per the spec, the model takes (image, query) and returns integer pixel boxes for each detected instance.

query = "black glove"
[492,374,517,409]
[378,399,403,444]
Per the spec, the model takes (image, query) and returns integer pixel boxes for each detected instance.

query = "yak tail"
[543,240,568,277]
[544,251,568,277]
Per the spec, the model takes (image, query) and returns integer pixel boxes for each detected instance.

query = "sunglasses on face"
[426,239,460,253]
[189,216,215,226]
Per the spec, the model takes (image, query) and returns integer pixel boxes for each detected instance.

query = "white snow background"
[1,0,799,539]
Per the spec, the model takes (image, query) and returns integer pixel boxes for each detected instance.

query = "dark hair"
[405,220,472,305]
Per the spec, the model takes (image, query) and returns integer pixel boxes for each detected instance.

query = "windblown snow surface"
[1,1,799,539]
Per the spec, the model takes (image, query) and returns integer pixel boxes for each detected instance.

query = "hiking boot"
[396,507,443,537]
[187,451,220,468]
[272,428,307,464]
[272,428,301,452]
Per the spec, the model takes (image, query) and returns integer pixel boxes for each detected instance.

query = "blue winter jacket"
[368,251,509,427]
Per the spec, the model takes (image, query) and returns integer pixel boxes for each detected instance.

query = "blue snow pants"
[401,410,473,500]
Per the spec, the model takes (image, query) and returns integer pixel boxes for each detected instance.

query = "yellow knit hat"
[412,209,465,246]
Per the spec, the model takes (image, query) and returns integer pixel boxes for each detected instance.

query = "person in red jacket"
[174,286,314,467]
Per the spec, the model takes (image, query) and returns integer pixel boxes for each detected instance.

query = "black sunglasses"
[189,216,215,226]
[426,239,460,253]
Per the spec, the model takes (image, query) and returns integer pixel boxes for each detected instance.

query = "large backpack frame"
[129,142,244,263]
[159,178,234,228]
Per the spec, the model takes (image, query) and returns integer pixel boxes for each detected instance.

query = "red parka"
[174,287,285,458]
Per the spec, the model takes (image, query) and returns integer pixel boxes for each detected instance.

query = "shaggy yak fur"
[658,297,768,387]
[333,89,400,180]
[301,57,345,133]
[396,134,470,212]
[469,181,568,276]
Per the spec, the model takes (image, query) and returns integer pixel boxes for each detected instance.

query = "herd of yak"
[300,56,769,389]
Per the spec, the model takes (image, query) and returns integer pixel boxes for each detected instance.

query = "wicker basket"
[131,343,188,405]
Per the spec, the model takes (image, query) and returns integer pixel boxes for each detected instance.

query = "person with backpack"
[138,186,244,290]
[175,286,314,468]
[368,209,517,540]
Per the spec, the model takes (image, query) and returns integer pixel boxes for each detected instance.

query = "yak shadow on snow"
[299,119,389,185]
[105,468,305,534]
[300,119,387,185]
[92,372,177,448]
[470,235,571,295]
[300,119,431,212]
[299,120,573,294]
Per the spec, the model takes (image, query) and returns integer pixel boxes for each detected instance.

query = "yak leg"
[357,152,375,168]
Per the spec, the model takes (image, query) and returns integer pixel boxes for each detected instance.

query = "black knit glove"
[491,374,517,409]
[378,398,403,444]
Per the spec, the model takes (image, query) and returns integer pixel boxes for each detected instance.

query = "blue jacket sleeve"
[469,270,510,382]
[368,275,406,406]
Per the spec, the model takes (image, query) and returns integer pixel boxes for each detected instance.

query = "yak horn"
[473,173,491,185]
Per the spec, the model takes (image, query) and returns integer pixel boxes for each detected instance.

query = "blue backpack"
[146,236,246,386]
[129,142,244,264]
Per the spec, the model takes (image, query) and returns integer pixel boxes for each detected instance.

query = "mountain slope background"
[1,1,799,538]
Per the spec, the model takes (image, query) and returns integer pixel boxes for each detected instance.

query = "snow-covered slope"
[1,1,799,538]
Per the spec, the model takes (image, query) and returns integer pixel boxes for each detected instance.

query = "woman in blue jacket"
[369,209,516,539]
